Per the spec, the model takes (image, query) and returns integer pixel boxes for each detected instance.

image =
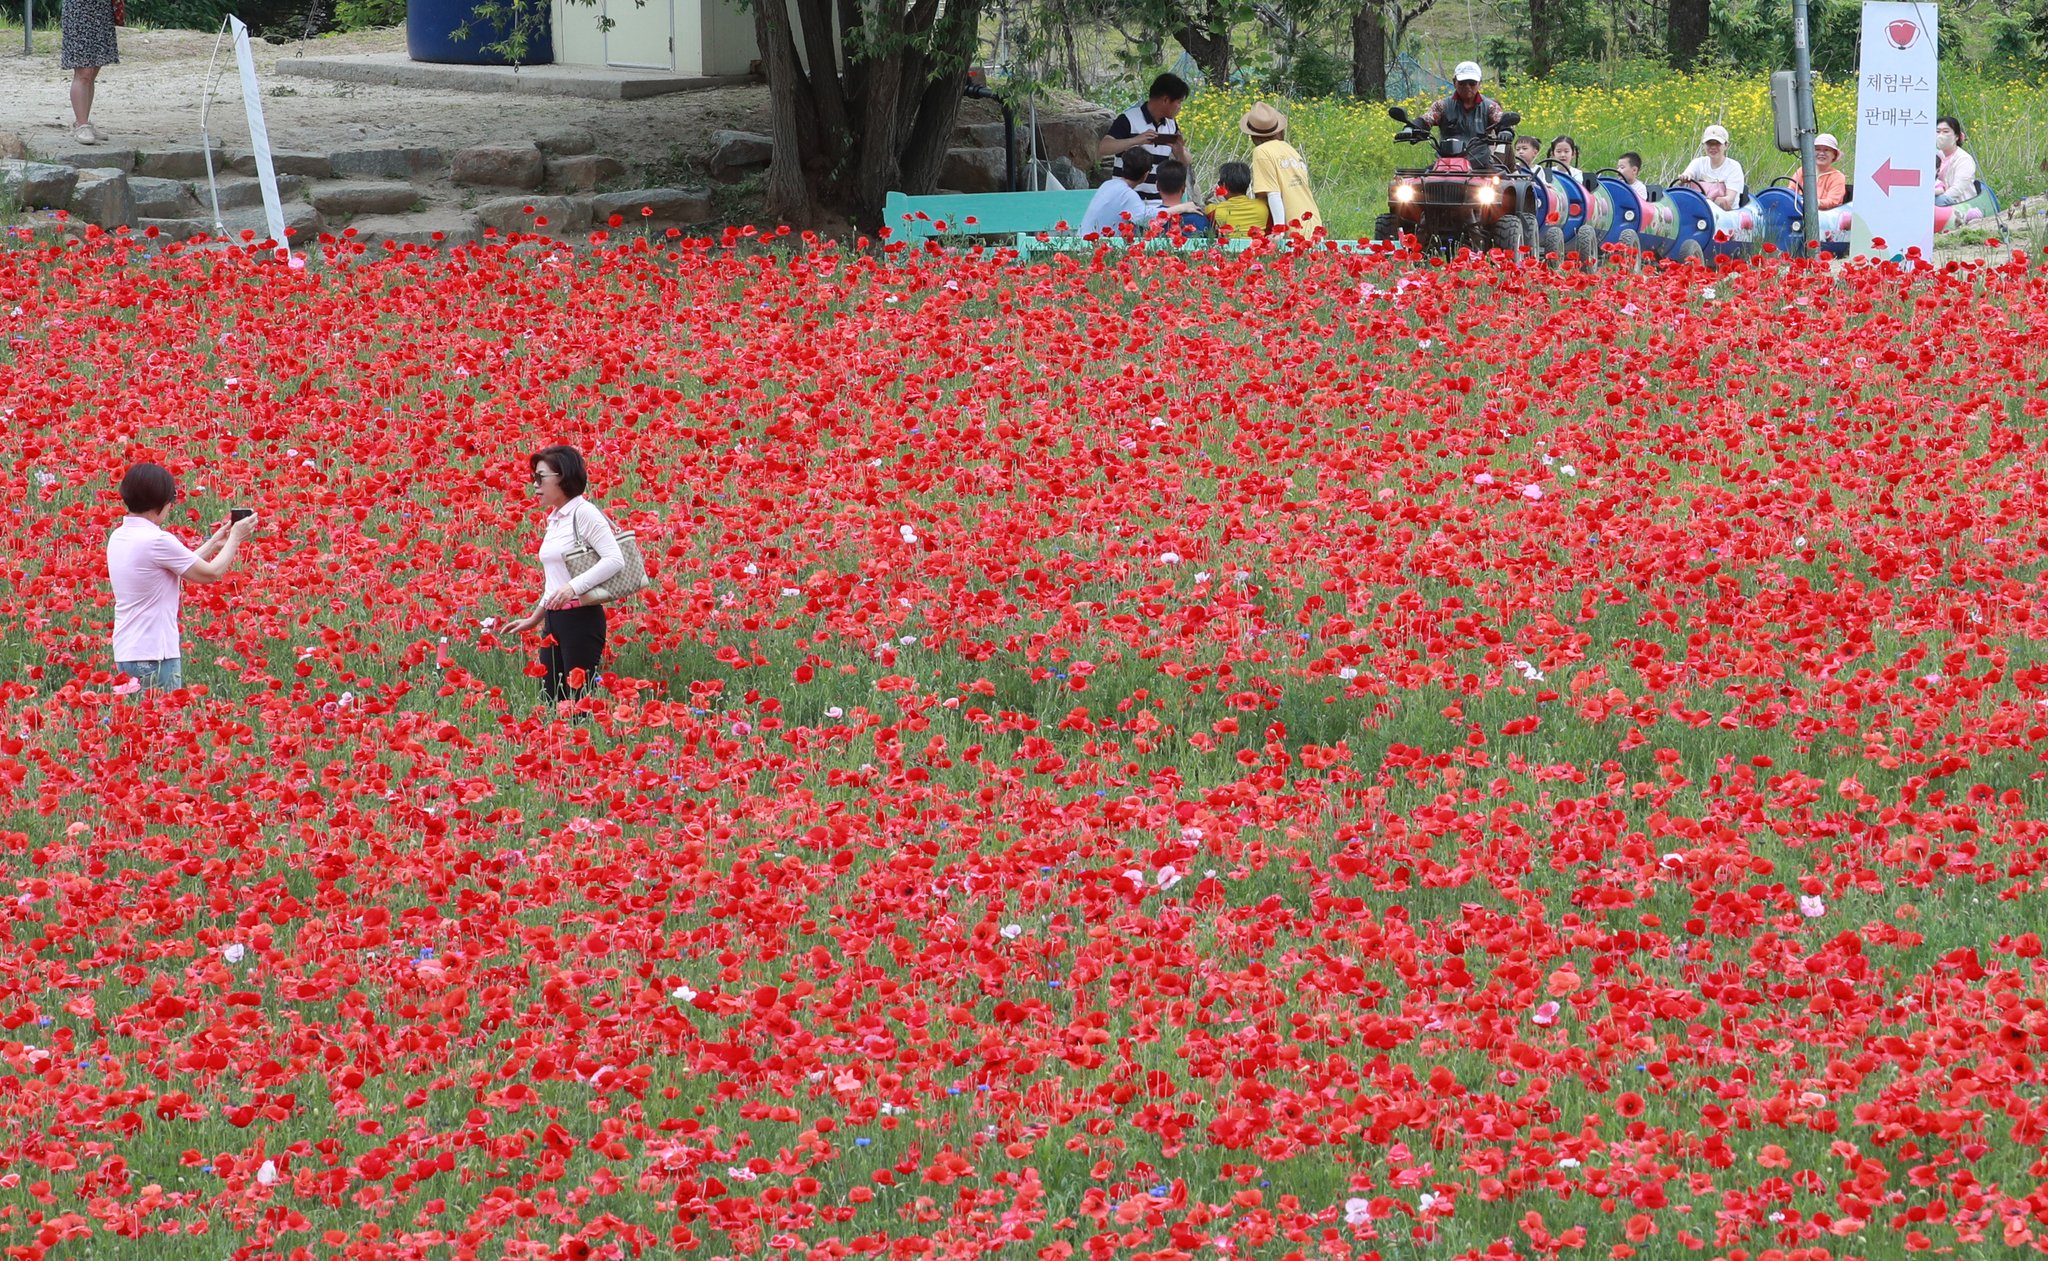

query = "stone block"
[0,159,79,210]
[544,154,627,192]
[344,212,482,248]
[135,146,225,179]
[69,168,136,229]
[230,149,334,178]
[310,182,424,216]
[708,129,771,182]
[940,147,1009,194]
[476,195,591,237]
[532,126,597,156]
[52,148,137,173]
[201,175,307,211]
[588,187,712,228]
[329,146,445,179]
[1035,111,1114,176]
[129,175,201,218]
[452,143,545,191]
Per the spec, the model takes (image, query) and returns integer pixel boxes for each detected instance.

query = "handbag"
[563,501,650,604]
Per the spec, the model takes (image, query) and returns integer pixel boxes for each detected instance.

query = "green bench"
[879,188,1372,255]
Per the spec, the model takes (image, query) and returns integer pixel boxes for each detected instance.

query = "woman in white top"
[509,445,623,702]
[1679,125,1745,211]
[1934,116,1978,206]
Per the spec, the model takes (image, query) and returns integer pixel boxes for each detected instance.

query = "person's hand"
[207,519,233,543]
[542,585,580,611]
[229,513,259,542]
[1136,129,1160,146]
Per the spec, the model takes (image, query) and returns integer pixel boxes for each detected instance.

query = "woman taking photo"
[508,445,623,702]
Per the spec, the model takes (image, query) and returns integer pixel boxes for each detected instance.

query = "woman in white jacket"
[511,444,623,701]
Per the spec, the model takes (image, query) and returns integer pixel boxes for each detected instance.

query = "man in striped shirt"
[1098,73,1191,204]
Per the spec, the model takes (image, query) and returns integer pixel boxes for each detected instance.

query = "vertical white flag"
[230,15,289,255]
[1849,3,1937,261]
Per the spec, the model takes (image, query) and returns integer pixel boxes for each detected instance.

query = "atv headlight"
[1394,185,1416,203]
[1476,184,1499,205]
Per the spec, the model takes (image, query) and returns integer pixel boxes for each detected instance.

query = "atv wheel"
[1571,223,1599,269]
[1616,227,1643,271]
[1520,212,1540,253]
[1540,224,1565,262]
[1492,214,1525,254]
[1373,213,1399,244]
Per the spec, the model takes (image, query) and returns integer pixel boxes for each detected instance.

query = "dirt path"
[0,26,768,176]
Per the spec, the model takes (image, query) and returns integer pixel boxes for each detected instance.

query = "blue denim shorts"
[116,658,184,692]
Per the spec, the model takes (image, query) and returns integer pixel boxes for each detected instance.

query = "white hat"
[1454,60,1482,83]
[1701,124,1729,144]
[1813,132,1840,154]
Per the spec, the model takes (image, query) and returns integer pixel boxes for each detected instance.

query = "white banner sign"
[230,15,289,255]
[1849,2,1936,261]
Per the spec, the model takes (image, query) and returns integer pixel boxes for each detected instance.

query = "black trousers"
[540,605,607,701]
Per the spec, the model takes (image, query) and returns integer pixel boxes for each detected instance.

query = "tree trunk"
[1667,0,1708,68]
[1351,1,1387,99]
[754,0,822,227]
[1171,0,1233,84]
[1528,0,1555,76]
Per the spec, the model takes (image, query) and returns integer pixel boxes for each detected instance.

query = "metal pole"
[25,0,33,57]
[1791,0,1821,253]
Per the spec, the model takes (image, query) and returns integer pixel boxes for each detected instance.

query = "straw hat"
[1240,102,1288,140]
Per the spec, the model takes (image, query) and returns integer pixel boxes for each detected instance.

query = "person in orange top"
[1788,133,1847,211]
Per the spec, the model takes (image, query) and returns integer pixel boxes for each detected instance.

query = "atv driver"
[1417,62,1508,169]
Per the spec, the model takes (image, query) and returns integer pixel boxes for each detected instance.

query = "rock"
[69,168,137,229]
[52,148,137,173]
[953,120,1009,149]
[343,211,482,248]
[1050,157,1090,190]
[0,132,26,161]
[221,202,324,244]
[329,146,445,179]
[129,176,200,218]
[135,146,225,179]
[940,147,1010,194]
[138,217,210,243]
[1035,110,1114,176]
[310,182,424,216]
[0,159,79,210]
[532,126,597,156]
[476,195,591,237]
[708,129,771,182]
[453,143,545,191]
[229,149,333,178]
[198,175,308,211]
[545,154,627,192]
[588,187,712,228]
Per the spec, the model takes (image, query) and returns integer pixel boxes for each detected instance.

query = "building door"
[603,0,674,70]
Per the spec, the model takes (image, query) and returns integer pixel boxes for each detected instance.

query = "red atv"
[1374,105,1537,258]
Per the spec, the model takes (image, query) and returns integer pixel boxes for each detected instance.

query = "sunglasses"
[530,470,560,486]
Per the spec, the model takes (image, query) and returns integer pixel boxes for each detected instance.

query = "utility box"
[1770,70,1801,153]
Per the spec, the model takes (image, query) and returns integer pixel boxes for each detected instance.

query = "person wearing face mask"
[1934,117,1977,206]
[1418,62,1508,168]
[1680,125,1745,211]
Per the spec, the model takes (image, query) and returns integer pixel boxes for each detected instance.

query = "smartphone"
[231,508,255,523]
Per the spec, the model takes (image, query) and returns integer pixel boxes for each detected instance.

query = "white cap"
[1454,61,1482,83]
[1701,124,1729,144]
[1813,132,1840,154]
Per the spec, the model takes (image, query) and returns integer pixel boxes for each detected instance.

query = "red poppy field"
[3,230,2048,1261]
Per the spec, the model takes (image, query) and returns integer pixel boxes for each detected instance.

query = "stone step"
[130,175,202,219]
[341,211,483,249]
[140,202,324,246]
[328,146,445,180]
[310,181,425,217]
[186,174,310,212]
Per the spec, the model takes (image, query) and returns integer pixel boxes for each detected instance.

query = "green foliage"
[1255,40,1352,97]
[332,0,404,29]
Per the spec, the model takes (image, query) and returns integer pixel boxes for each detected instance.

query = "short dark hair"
[119,462,176,515]
[530,445,589,498]
[1514,135,1541,152]
[1117,147,1155,182]
[1937,115,1964,139]
[1149,73,1190,102]
[1218,161,1251,195]
[1154,159,1188,197]
[1549,134,1579,162]
[1619,150,1643,168]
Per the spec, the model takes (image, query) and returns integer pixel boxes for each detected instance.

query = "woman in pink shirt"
[106,462,258,692]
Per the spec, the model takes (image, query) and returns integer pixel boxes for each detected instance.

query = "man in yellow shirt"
[1206,161,1271,237]
[1242,102,1322,241]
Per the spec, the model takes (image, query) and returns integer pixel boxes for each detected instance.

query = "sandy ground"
[0,26,769,174]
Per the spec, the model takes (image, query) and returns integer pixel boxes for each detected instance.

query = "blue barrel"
[408,0,554,65]
[1660,185,1718,260]
[1751,187,1805,256]
[1594,176,1642,245]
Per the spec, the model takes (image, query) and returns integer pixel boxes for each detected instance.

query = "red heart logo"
[1887,19,1917,47]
